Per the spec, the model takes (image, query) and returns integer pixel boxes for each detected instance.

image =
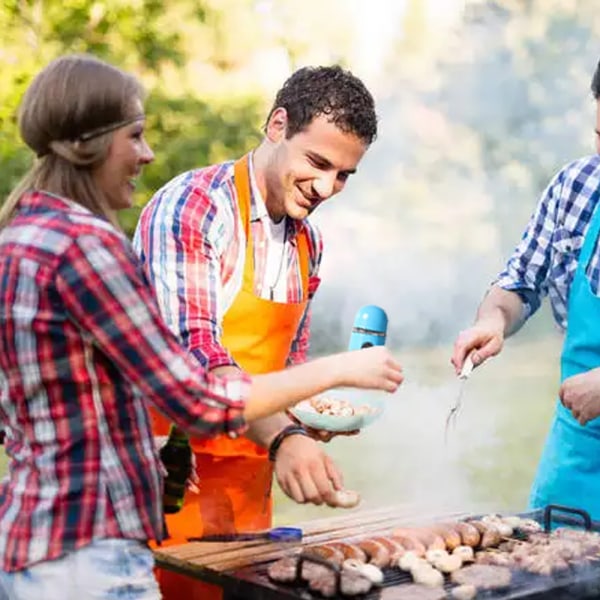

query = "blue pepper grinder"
[348,305,388,350]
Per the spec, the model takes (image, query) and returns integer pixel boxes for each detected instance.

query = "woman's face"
[92,100,154,211]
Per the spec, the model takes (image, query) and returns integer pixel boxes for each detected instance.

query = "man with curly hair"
[133,65,378,599]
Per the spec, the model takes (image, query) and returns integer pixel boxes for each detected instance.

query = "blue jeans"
[0,539,160,600]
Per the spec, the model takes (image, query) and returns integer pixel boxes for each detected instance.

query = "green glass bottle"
[159,425,192,514]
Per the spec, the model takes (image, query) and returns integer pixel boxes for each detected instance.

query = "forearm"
[245,413,295,448]
[476,285,527,338]
[244,356,339,422]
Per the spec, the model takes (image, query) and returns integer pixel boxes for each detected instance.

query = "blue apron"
[529,200,600,520]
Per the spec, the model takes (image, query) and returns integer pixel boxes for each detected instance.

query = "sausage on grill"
[430,523,462,550]
[468,520,502,548]
[371,536,406,561]
[393,528,445,551]
[328,541,367,562]
[356,539,391,567]
[391,534,427,557]
[454,521,481,547]
[302,544,345,566]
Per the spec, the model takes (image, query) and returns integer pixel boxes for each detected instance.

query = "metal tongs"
[444,351,476,440]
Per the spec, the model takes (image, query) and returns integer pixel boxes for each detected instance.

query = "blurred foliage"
[0,0,266,236]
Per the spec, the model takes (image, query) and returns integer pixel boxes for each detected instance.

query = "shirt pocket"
[550,227,583,289]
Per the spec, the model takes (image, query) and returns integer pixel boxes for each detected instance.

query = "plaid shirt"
[496,154,600,330]
[133,157,322,369]
[0,191,250,572]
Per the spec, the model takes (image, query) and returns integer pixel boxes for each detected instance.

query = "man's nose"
[312,173,337,199]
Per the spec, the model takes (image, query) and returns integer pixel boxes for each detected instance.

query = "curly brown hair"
[265,65,378,145]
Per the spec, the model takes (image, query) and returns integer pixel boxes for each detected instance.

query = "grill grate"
[236,560,600,600]
[226,506,600,600]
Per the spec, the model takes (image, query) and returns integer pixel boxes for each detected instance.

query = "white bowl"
[290,388,385,433]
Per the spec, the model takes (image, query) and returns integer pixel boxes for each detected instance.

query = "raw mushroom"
[426,549,449,564]
[452,545,475,563]
[342,559,384,585]
[398,551,424,571]
[433,553,463,573]
[332,489,361,508]
[411,564,444,588]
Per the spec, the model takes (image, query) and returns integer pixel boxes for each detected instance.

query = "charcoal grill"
[154,504,600,599]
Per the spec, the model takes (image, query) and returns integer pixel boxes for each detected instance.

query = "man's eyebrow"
[595,129,600,136]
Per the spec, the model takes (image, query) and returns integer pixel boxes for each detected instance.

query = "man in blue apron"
[451,57,600,520]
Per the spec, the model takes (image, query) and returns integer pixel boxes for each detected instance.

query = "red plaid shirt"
[0,191,250,571]
[133,157,322,370]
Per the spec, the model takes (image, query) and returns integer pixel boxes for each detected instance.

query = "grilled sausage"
[391,533,427,557]
[454,521,481,547]
[356,539,391,568]
[329,541,368,562]
[392,528,445,551]
[469,520,502,548]
[371,536,406,562]
[430,523,462,551]
[303,544,345,566]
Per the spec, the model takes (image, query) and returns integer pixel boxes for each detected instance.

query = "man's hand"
[451,286,525,375]
[560,368,600,425]
[274,434,344,506]
[451,315,505,375]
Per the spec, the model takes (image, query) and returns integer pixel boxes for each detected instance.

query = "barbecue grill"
[154,504,600,599]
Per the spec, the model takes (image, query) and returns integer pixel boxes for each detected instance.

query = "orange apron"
[153,155,309,599]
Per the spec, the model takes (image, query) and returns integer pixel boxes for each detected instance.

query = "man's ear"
[265,107,288,143]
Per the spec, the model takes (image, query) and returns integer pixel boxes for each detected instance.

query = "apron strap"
[578,198,600,270]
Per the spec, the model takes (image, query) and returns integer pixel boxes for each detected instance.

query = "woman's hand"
[331,346,403,392]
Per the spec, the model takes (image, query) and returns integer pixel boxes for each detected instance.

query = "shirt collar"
[246,152,303,240]
[18,189,93,215]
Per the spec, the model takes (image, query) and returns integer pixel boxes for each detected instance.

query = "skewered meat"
[379,584,447,600]
[268,555,373,597]
[308,566,373,597]
[267,556,299,583]
[451,564,512,589]
[267,555,338,583]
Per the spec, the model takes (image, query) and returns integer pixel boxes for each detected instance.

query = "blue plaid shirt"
[496,154,600,331]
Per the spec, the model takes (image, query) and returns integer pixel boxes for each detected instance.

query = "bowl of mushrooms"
[290,389,384,433]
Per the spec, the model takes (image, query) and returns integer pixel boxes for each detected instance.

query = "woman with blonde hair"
[0,54,403,599]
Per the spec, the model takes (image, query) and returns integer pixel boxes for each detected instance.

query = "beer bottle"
[159,425,192,514]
